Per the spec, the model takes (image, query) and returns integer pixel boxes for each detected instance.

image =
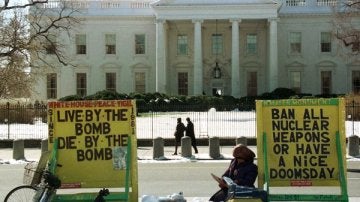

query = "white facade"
[31,0,360,101]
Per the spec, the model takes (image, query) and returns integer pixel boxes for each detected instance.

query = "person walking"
[185,117,198,154]
[173,118,185,155]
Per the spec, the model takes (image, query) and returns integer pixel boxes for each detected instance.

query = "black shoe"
[173,153,177,155]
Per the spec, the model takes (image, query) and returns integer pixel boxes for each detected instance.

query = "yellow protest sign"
[256,98,347,189]
[47,100,138,199]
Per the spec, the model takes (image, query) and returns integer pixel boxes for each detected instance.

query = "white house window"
[286,0,306,6]
[106,72,116,92]
[135,72,145,93]
[76,73,87,96]
[246,34,257,54]
[178,72,188,95]
[321,32,332,53]
[321,71,332,94]
[177,34,188,55]
[290,71,301,94]
[352,70,360,94]
[289,32,301,54]
[75,34,86,55]
[212,34,223,55]
[247,71,257,96]
[135,34,145,55]
[47,73,57,99]
[105,34,116,54]
[317,0,337,6]
[46,35,57,55]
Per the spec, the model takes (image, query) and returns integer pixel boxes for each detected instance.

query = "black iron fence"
[0,102,47,139]
[0,99,359,140]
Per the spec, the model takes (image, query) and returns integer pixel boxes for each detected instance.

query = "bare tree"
[0,0,79,99]
[333,1,360,55]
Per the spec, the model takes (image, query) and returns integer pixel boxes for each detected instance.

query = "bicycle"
[4,162,110,202]
[4,139,110,202]
[4,153,61,202]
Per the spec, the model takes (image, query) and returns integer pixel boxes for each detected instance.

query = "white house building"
[31,0,360,101]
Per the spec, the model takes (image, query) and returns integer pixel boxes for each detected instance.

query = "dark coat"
[185,121,195,138]
[210,159,258,202]
[223,159,258,187]
[174,122,185,142]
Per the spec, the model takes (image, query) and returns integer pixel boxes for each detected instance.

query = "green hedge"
[0,89,348,124]
[57,88,346,112]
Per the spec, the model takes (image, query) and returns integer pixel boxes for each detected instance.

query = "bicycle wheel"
[4,185,37,202]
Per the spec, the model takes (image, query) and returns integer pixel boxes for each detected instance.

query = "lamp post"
[213,19,222,79]
[213,62,222,79]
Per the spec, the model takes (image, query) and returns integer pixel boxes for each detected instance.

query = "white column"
[155,19,166,93]
[268,18,279,91]
[192,19,203,95]
[230,19,241,98]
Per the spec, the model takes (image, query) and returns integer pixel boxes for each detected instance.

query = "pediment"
[100,62,120,69]
[242,61,262,68]
[74,64,90,69]
[347,60,360,67]
[172,61,192,68]
[285,61,306,67]
[131,62,150,69]
[316,60,337,67]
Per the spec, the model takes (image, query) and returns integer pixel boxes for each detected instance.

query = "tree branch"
[1,0,48,11]
[0,0,80,98]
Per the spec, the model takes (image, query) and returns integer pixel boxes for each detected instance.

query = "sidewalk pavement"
[1,145,360,170]
[1,146,360,202]
[0,145,236,164]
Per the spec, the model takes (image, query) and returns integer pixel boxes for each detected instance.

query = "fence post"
[6,102,10,139]
[209,136,220,159]
[153,137,164,159]
[236,136,247,146]
[13,139,25,160]
[41,139,48,153]
[181,136,192,157]
[348,135,359,156]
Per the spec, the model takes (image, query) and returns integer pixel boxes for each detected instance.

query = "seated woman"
[209,144,259,202]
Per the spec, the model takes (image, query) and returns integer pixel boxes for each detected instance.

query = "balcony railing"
[285,0,340,7]
[41,0,153,9]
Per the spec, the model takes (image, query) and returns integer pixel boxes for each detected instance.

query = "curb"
[0,138,258,148]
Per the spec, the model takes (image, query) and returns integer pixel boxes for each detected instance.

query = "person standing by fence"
[185,117,198,154]
[173,118,186,155]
